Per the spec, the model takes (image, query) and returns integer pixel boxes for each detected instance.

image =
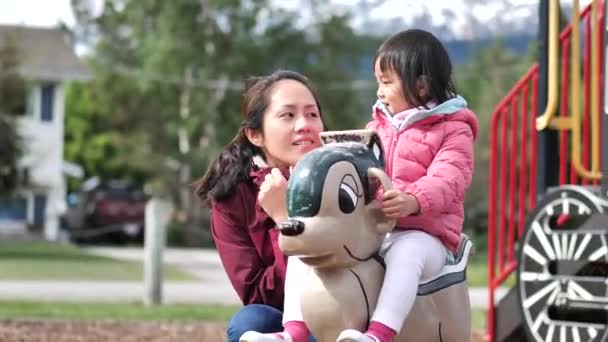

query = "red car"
[62,178,147,244]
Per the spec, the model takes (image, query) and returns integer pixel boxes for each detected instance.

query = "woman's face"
[248,79,324,168]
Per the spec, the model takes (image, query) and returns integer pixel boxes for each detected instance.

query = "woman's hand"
[380,190,420,219]
[258,168,289,223]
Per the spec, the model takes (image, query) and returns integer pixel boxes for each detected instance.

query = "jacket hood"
[372,95,478,139]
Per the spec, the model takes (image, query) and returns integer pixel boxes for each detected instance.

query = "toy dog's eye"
[339,183,358,214]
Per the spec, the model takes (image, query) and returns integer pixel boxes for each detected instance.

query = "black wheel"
[517,186,608,342]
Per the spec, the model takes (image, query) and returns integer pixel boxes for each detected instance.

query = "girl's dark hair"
[194,70,322,203]
[374,29,457,107]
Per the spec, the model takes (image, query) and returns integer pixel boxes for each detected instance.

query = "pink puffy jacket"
[367,97,478,252]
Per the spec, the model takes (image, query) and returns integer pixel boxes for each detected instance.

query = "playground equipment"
[243,130,473,342]
[488,0,608,341]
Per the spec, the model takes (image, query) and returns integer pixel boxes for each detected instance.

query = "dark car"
[61,177,147,244]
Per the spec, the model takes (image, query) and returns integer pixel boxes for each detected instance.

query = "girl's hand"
[380,190,420,219]
[258,168,289,223]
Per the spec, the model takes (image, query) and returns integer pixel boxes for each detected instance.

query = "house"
[0,25,90,240]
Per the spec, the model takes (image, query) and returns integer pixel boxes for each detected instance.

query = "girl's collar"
[373,99,438,118]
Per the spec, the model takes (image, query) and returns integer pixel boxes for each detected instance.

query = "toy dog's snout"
[278,219,305,236]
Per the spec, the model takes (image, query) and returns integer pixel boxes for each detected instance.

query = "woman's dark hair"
[194,70,323,203]
[374,29,457,107]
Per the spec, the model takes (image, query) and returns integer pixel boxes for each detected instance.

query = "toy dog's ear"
[367,133,384,166]
[367,167,395,233]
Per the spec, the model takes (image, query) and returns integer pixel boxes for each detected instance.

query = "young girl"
[241,29,478,342]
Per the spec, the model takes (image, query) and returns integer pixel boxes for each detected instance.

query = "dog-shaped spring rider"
[244,129,473,342]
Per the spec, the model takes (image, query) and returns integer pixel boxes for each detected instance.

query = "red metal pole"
[508,98,518,263]
[531,74,538,209]
[499,108,509,271]
[583,17,592,186]
[519,84,529,237]
[560,38,570,185]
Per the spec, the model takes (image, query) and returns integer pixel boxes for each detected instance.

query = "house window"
[33,193,47,229]
[40,83,55,122]
[0,196,27,221]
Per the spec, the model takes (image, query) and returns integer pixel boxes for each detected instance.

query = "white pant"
[373,230,445,331]
[282,230,446,333]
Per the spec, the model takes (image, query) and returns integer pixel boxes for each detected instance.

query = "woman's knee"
[226,304,283,342]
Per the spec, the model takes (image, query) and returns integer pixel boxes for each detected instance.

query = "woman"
[194,70,325,342]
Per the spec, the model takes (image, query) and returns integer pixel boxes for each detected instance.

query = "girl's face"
[247,79,324,168]
[374,59,411,114]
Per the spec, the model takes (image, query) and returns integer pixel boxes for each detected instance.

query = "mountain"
[345,1,549,65]
[444,34,533,64]
[345,0,541,40]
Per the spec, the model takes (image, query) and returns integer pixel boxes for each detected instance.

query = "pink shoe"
[240,331,293,342]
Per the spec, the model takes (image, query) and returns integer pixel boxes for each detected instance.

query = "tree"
[66,0,380,245]
[455,38,537,234]
[0,38,26,196]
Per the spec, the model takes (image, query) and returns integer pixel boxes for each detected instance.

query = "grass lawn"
[0,300,487,330]
[472,308,487,331]
[466,251,515,288]
[0,301,239,322]
[0,241,195,281]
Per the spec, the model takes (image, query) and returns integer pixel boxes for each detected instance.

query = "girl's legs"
[373,230,445,330]
[338,230,445,342]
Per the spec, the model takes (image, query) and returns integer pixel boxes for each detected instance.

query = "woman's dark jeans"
[226,304,316,342]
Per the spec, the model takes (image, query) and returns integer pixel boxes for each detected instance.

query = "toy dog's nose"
[278,219,305,236]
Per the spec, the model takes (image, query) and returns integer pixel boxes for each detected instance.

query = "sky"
[0,0,595,31]
[0,0,77,27]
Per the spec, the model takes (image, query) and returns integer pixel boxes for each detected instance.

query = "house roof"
[0,25,91,82]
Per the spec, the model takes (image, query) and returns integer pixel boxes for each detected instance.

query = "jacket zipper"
[385,125,400,178]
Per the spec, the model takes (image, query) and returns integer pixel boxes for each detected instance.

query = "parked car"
[61,177,147,244]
